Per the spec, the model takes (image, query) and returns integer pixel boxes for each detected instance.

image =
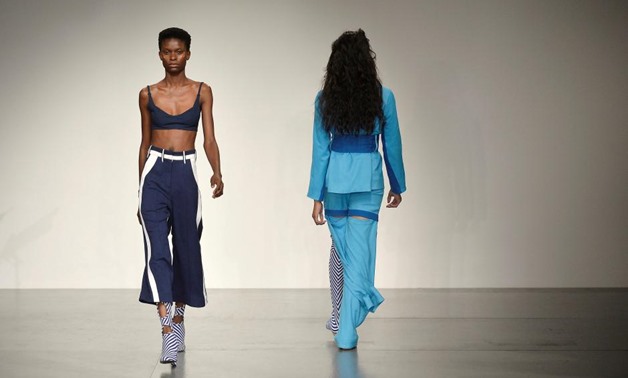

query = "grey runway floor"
[0,289,627,378]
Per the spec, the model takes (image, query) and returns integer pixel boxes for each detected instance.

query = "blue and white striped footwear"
[172,305,186,353]
[326,318,339,335]
[158,303,177,366]
[160,332,178,366]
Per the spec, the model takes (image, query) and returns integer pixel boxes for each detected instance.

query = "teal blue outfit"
[307,87,406,349]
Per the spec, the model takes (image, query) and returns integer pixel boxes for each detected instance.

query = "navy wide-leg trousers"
[138,147,207,308]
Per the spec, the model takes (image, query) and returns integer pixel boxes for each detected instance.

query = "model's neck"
[163,72,188,86]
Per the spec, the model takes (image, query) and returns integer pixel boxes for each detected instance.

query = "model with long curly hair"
[320,30,383,135]
[308,29,407,350]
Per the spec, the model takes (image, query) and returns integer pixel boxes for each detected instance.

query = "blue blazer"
[307,87,406,201]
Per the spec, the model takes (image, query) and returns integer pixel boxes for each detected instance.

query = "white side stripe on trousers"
[189,157,208,305]
[138,154,160,302]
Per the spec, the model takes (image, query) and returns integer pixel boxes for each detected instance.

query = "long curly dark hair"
[320,29,383,135]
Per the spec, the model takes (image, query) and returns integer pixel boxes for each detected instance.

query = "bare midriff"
[151,129,197,151]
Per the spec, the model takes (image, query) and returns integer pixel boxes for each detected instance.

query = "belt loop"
[161,148,164,162]
[183,151,187,164]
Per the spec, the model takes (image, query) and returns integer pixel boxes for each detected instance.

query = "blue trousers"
[138,147,207,308]
[324,189,385,349]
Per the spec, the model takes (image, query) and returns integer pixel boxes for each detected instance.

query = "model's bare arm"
[138,87,152,183]
[199,83,224,198]
[137,87,152,224]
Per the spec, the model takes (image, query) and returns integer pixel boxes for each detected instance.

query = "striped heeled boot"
[172,305,186,352]
[158,302,177,366]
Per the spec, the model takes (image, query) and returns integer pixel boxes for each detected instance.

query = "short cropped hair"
[158,27,191,51]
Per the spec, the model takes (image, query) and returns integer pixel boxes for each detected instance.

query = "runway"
[0,289,626,377]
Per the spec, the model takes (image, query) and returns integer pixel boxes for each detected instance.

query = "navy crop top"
[147,82,203,131]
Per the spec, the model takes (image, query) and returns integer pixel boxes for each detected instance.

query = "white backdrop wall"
[0,0,626,288]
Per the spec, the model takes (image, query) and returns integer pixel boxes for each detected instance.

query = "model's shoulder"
[382,86,394,98]
[194,80,212,95]
[314,90,323,103]
[142,81,163,95]
[191,79,209,87]
[148,81,165,90]
[193,81,213,107]
[382,86,397,107]
[139,85,151,102]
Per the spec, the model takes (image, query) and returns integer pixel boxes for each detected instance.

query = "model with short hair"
[308,29,406,350]
[137,27,224,366]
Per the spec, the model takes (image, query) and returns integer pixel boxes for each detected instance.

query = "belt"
[148,145,196,162]
[330,134,378,153]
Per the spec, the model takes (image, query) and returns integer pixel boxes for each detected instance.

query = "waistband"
[148,145,196,161]
[331,134,378,153]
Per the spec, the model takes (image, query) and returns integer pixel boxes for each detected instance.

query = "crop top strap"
[146,85,153,102]
[197,82,203,96]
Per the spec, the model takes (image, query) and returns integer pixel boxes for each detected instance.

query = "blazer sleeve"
[381,89,407,194]
[307,94,331,201]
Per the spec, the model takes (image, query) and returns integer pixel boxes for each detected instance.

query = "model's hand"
[211,174,224,198]
[386,191,402,208]
[312,201,326,225]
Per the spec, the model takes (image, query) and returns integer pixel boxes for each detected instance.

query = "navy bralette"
[148,82,202,131]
